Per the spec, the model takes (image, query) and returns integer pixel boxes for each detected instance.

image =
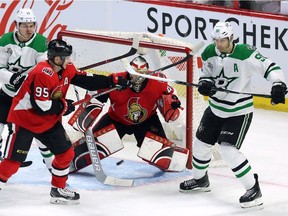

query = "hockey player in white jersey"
[0,8,54,168]
[179,21,287,208]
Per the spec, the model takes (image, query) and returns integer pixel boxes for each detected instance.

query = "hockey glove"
[9,72,26,91]
[63,99,75,116]
[109,74,132,90]
[198,80,216,97]
[270,82,287,105]
[171,95,181,110]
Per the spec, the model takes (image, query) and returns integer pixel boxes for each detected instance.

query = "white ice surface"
[0,108,288,216]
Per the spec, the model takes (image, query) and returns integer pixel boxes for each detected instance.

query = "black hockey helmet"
[47,39,73,61]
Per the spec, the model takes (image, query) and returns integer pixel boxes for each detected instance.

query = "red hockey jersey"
[107,72,173,125]
[8,60,110,133]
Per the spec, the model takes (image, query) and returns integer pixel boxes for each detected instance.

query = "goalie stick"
[120,41,205,80]
[69,41,205,126]
[68,42,205,183]
[122,59,279,99]
[85,127,134,187]
[71,34,141,111]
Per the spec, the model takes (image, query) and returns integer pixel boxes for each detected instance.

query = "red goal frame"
[57,30,196,169]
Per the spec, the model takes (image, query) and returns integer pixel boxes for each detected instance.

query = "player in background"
[69,56,188,173]
[0,8,54,169]
[0,39,130,204]
[179,22,287,208]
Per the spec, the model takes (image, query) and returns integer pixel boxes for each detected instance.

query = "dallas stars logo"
[213,69,238,89]
[8,58,31,73]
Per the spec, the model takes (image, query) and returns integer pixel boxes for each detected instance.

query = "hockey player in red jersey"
[0,39,130,204]
[70,56,189,173]
[0,8,54,169]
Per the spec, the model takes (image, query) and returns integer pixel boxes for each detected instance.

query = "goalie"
[70,56,188,172]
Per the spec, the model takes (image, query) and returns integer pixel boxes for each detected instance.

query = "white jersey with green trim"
[200,43,285,118]
[0,31,47,97]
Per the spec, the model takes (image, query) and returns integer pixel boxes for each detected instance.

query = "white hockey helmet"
[15,8,36,25]
[130,56,149,73]
[211,22,233,40]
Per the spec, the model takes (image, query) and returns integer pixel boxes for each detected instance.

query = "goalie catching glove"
[157,93,182,122]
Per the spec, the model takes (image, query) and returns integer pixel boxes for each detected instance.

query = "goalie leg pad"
[137,132,189,172]
[70,124,123,173]
[93,124,124,158]
[70,137,91,173]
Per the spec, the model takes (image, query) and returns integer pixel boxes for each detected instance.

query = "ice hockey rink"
[0,107,288,216]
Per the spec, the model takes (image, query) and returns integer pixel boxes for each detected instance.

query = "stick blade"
[131,34,141,50]
[191,41,205,55]
[20,160,33,167]
[104,176,134,187]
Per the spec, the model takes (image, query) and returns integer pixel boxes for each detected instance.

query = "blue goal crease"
[9,146,192,190]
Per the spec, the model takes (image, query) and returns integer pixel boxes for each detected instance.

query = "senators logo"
[124,97,147,124]
[51,85,63,99]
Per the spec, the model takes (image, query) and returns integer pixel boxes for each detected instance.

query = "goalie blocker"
[138,132,189,172]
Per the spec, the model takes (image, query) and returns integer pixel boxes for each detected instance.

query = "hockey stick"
[85,127,134,186]
[71,34,141,112]
[69,41,205,125]
[122,59,276,98]
[0,156,32,168]
[73,85,80,101]
[78,35,140,71]
[20,160,33,167]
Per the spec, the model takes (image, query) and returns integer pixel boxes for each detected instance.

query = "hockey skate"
[179,172,211,192]
[50,187,80,205]
[239,174,263,208]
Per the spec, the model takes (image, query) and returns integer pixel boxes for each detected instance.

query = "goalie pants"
[94,113,166,147]
[0,121,73,188]
[196,107,253,149]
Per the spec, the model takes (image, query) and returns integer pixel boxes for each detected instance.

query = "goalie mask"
[129,56,149,92]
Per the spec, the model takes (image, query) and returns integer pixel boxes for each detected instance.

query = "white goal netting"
[59,30,207,168]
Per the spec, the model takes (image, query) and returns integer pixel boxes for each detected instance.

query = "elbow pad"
[30,97,64,115]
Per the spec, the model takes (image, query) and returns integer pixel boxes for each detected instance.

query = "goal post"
[57,30,206,169]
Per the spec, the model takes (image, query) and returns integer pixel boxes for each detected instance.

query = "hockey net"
[58,30,207,169]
